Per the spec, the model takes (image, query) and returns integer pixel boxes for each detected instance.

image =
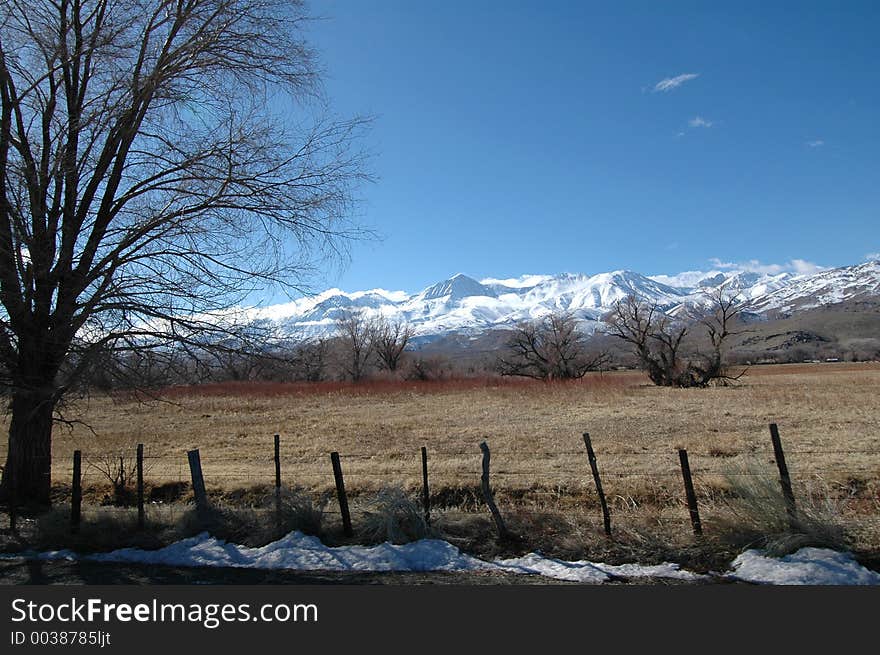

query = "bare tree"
[291,336,328,382]
[203,324,274,382]
[608,291,747,387]
[498,312,608,381]
[687,286,750,384]
[404,354,451,382]
[0,1,369,504]
[209,347,268,382]
[608,297,690,386]
[373,317,412,373]
[335,310,376,382]
[77,341,184,390]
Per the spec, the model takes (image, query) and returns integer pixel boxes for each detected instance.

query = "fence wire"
[33,442,878,487]
[5,433,878,540]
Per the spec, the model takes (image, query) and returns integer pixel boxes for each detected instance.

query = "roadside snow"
[495,553,610,583]
[3,533,878,585]
[0,532,696,582]
[730,548,880,585]
[495,553,706,583]
[87,532,492,572]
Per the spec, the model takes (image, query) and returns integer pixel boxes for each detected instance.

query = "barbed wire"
[8,436,880,531]
[52,463,880,479]
[46,448,880,461]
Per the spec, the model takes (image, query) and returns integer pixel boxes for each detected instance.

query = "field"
[3,362,879,562]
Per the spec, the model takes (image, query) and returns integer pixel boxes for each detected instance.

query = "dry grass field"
[2,362,879,560]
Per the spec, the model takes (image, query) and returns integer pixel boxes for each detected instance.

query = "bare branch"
[373,317,412,373]
[0,0,371,503]
[608,291,750,387]
[498,312,608,381]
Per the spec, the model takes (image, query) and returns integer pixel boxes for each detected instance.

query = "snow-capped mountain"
[244,261,880,341]
[749,262,880,313]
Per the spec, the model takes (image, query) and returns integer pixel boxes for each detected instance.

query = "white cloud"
[806,140,825,148]
[480,274,552,289]
[865,252,880,262]
[789,259,827,275]
[653,73,699,93]
[708,258,827,276]
[688,116,713,128]
[709,259,784,274]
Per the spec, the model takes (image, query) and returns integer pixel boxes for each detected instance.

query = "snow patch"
[3,535,878,585]
[86,532,492,572]
[1,533,696,582]
[495,553,611,583]
[730,548,880,585]
[494,553,705,583]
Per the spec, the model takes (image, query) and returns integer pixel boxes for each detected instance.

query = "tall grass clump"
[359,486,430,544]
[176,486,327,545]
[32,506,174,552]
[713,461,849,556]
[270,487,327,537]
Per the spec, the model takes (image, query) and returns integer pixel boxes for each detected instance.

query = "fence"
[5,422,879,544]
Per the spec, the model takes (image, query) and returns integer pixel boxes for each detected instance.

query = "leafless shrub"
[404,355,452,381]
[86,447,152,506]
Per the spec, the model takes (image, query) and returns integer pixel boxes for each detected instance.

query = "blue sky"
[272,1,880,298]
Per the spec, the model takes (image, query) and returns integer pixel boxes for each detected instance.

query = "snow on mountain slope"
[418,273,497,301]
[244,260,880,340]
[750,261,880,313]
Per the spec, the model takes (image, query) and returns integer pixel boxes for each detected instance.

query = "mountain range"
[243,260,880,344]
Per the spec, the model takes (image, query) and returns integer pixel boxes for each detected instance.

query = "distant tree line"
[49,292,879,394]
[68,312,465,390]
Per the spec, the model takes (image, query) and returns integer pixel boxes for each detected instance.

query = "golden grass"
[2,361,872,498]
[2,362,878,556]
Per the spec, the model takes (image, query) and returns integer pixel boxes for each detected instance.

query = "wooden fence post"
[479,441,509,540]
[421,446,431,526]
[678,449,702,536]
[274,434,282,530]
[769,423,797,526]
[582,432,612,536]
[71,450,82,533]
[187,449,209,518]
[330,452,353,537]
[136,444,145,530]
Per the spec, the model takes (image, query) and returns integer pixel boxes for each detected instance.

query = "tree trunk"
[0,390,56,507]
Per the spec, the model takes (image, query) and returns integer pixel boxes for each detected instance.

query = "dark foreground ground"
[0,558,729,585]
